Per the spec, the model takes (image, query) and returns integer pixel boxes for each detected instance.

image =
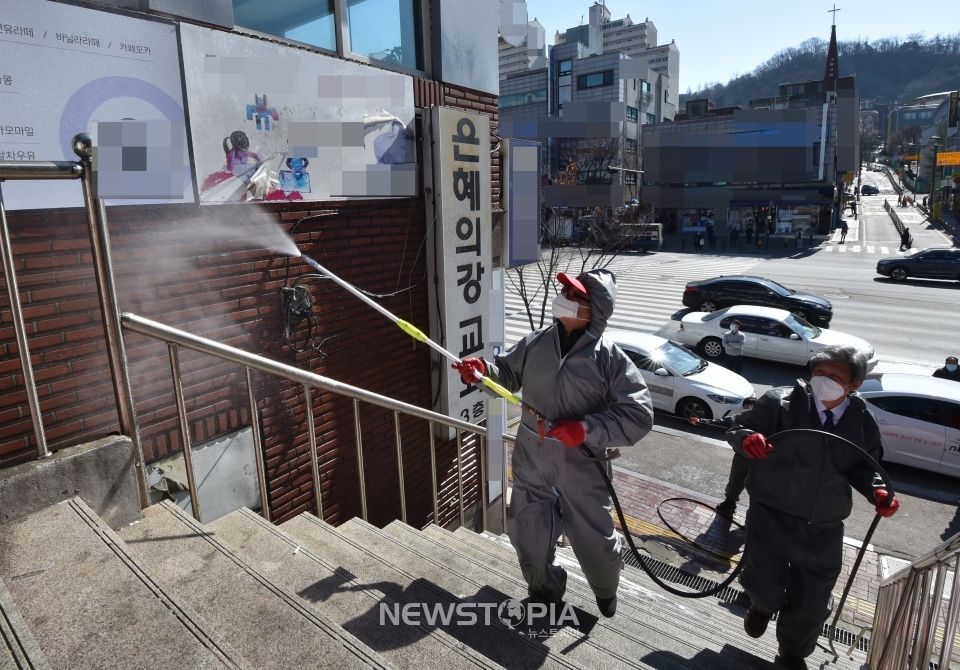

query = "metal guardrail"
[121,313,500,529]
[868,532,960,669]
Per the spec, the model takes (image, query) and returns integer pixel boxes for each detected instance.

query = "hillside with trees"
[680,34,960,110]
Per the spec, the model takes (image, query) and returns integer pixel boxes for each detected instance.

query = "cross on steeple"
[828,4,841,27]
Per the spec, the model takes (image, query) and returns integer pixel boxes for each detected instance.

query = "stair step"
[457,529,867,670]
[117,501,394,670]
[280,513,584,670]
[367,519,762,670]
[0,574,50,670]
[207,507,503,670]
[0,498,245,670]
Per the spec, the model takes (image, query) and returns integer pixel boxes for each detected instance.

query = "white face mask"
[551,294,585,321]
[810,375,849,403]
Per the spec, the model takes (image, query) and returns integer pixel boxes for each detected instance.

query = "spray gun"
[298,254,556,433]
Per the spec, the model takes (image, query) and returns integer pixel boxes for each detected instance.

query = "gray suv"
[877,248,960,281]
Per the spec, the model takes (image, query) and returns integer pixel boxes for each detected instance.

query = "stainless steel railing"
[868,531,960,669]
[121,312,498,528]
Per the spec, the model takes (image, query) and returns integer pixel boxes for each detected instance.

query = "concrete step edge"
[291,514,585,670]
[458,528,868,667]
[69,498,251,670]
[227,509,505,670]
[0,574,50,670]
[150,501,396,670]
[352,519,708,670]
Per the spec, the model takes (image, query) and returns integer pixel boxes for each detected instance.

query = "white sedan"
[860,374,960,476]
[675,305,878,370]
[609,330,756,420]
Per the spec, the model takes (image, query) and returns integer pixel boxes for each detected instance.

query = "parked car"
[675,305,878,370]
[860,184,879,195]
[858,374,960,476]
[682,276,833,326]
[876,248,960,282]
[609,330,755,420]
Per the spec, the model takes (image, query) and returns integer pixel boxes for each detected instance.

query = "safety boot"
[743,605,771,638]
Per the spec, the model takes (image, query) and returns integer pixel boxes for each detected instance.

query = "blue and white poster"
[0,0,194,210]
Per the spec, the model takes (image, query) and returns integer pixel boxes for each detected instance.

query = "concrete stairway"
[0,498,870,670]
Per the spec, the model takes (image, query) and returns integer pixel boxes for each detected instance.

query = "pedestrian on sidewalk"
[899,227,911,251]
[850,200,857,220]
[722,319,745,374]
[708,226,717,250]
[923,196,928,209]
[839,220,848,244]
[453,271,653,620]
[728,346,898,670]
[696,231,705,252]
[730,221,741,246]
[745,223,754,246]
[898,193,903,207]
[687,398,757,517]
[796,226,804,249]
[933,357,960,382]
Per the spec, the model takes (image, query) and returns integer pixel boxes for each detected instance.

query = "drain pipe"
[72,134,150,510]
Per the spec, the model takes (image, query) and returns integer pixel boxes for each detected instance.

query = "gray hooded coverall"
[483,269,654,601]
[727,381,884,658]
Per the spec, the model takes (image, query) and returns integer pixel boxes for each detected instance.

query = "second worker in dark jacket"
[726,345,899,670]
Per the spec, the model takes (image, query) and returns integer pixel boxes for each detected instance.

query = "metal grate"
[622,549,871,653]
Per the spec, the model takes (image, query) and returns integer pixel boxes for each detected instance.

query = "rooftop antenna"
[828,4,840,26]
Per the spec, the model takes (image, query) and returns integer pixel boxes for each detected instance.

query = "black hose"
[582,426,895,632]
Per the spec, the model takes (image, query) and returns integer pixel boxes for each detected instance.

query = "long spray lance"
[298,254,557,428]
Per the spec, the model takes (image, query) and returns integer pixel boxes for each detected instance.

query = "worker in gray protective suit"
[727,345,899,670]
[453,269,653,618]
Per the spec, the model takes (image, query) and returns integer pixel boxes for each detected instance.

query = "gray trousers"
[507,424,623,600]
[724,454,750,503]
[740,502,843,658]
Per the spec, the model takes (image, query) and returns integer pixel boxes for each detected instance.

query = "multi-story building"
[498,19,546,80]
[888,93,952,137]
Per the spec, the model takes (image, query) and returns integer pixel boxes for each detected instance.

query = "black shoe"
[743,605,771,638]
[715,499,737,517]
[529,566,567,604]
[775,647,807,670]
[596,594,617,618]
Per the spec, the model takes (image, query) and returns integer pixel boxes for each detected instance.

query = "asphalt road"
[625,419,960,560]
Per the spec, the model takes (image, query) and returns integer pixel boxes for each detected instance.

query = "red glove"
[874,489,899,518]
[451,357,485,384]
[547,420,586,447]
[742,433,772,459]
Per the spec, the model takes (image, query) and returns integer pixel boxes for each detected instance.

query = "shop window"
[234,0,337,52]
[348,0,423,70]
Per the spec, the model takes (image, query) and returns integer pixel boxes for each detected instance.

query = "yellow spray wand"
[300,254,522,407]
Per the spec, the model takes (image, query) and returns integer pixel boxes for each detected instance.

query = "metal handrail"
[869,530,960,669]
[121,312,492,529]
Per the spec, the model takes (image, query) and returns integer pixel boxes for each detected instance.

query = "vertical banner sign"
[424,107,492,431]
[950,91,959,130]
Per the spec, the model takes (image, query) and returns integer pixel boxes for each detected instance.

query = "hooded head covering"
[576,269,617,338]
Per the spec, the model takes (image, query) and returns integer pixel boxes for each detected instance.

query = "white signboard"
[424,107,493,430]
[179,24,416,204]
[0,0,194,210]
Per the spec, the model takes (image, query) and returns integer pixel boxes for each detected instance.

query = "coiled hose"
[582,428,895,660]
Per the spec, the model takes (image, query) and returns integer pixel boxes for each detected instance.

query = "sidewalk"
[504,436,883,631]
[661,233,828,258]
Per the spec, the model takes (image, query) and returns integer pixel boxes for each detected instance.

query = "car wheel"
[698,300,718,312]
[678,396,713,421]
[891,267,908,281]
[790,309,808,321]
[699,337,724,359]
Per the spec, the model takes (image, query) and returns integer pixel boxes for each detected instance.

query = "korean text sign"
[425,107,492,429]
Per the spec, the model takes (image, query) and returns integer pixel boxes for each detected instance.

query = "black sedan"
[876,248,960,281]
[682,276,833,325]
[861,184,879,195]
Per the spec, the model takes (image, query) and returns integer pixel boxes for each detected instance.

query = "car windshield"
[785,314,820,339]
[653,341,706,376]
[762,280,793,297]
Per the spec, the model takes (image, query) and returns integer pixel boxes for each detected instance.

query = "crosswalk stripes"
[823,245,900,255]
[503,254,764,347]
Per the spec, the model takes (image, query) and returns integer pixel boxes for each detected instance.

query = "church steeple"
[823,10,840,92]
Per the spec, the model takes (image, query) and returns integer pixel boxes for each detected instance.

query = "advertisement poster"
[0,0,193,210]
[179,24,416,204]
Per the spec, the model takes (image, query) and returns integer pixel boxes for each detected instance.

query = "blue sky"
[523,0,960,94]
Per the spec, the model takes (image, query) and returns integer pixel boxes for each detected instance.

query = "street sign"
[937,151,960,167]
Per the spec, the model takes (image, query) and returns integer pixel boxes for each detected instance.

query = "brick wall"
[0,83,498,530]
